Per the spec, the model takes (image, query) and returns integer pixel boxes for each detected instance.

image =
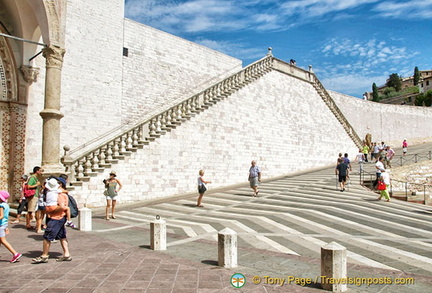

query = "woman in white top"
[197,170,211,207]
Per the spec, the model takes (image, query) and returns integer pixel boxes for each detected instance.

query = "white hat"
[46,178,59,191]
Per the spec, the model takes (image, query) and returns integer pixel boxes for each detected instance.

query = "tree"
[386,73,402,92]
[413,66,420,86]
[372,83,379,102]
[415,90,432,106]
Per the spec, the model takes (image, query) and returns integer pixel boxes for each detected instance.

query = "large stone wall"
[122,19,242,124]
[330,91,432,146]
[77,70,359,207]
[24,1,241,172]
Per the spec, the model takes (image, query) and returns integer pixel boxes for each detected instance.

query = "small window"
[123,47,129,57]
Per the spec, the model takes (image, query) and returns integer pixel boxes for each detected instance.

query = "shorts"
[338,175,347,183]
[26,196,37,212]
[43,217,67,242]
[106,195,117,201]
[0,224,7,237]
[17,199,27,214]
[249,177,259,188]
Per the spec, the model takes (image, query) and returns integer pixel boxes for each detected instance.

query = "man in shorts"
[32,177,72,263]
[26,166,43,230]
[335,158,349,192]
[248,160,261,197]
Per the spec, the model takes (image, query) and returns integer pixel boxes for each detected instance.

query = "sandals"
[56,256,72,262]
[32,255,49,264]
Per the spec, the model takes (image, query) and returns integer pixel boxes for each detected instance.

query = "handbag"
[23,185,36,198]
[377,181,386,191]
[198,184,207,193]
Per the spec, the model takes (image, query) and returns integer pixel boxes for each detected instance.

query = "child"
[44,177,77,229]
[0,190,22,263]
[196,170,212,207]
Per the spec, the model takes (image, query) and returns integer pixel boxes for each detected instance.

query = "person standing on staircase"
[248,161,261,197]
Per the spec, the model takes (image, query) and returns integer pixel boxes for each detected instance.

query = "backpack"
[67,194,79,218]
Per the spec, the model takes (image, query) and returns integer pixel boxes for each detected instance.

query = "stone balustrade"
[62,54,362,184]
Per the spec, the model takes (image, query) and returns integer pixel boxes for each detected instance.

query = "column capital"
[20,65,40,84]
[42,45,66,68]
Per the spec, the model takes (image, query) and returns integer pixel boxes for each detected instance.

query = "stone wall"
[329,91,432,147]
[76,70,359,207]
[121,19,242,124]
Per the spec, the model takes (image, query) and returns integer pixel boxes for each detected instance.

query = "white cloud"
[195,38,265,60]
[373,0,432,19]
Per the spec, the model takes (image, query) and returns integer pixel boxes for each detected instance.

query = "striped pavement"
[92,162,432,283]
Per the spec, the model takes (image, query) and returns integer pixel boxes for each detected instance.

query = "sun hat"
[46,177,60,191]
[109,171,117,177]
[0,190,10,202]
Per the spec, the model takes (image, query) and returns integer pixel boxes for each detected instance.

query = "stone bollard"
[150,216,166,251]
[321,242,347,292]
[78,207,92,231]
[218,228,237,268]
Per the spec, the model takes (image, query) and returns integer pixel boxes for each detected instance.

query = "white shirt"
[45,189,60,206]
[381,172,390,185]
[375,161,385,173]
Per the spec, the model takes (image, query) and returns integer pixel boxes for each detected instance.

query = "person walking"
[27,166,43,231]
[248,160,261,197]
[103,171,122,220]
[0,190,22,263]
[354,149,365,173]
[374,157,385,189]
[11,175,29,224]
[196,170,212,207]
[335,158,349,192]
[385,146,395,168]
[362,143,370,163]
[402,139,408,156]
[32,178,72,263]
[377,169,391,202]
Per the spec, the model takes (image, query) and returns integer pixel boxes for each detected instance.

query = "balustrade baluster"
[92,151,100,169]
[84,156,92,175]
[106,142,113,161]
[126,131,134,149]
[77,160,85,178]
[120,135,127,153]
[149,119,157,136]
[113,138,120,157]
[99,146,107,165]
[132,128,139,146]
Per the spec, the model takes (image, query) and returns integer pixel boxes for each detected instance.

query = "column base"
[41,163,66,176]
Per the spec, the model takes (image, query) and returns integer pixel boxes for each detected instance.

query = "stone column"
[218,228,237,268]
[40,45,66,175]
[321,242,347,292]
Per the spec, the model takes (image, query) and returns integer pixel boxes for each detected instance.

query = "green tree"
[386,73,402,92]
[372,83,379,102]
[413,66,420,86]
[415,90,432,106]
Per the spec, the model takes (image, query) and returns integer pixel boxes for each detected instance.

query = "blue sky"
[124,0,432,98]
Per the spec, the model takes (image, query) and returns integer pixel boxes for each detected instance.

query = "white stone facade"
[330,90,432,146]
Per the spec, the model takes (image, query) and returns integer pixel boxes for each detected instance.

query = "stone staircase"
[62,55,362,192]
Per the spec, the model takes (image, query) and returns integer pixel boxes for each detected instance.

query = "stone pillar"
[218,228,237,268]
[40,45,66,175]
[78,207,92,231]
[150,217,166,250]
[321,242,347,292]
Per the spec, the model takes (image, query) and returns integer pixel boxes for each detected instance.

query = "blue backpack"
[67,194,79,218]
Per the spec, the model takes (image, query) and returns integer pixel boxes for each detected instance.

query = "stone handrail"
[272,58,363,149]
[62,55,274,182]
